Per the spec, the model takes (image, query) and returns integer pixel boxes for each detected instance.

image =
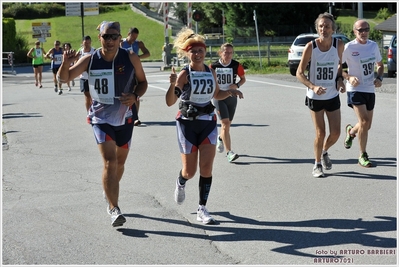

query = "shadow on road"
[118,213,396,258]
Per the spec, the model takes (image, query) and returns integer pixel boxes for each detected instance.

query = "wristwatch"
[376,76,383,82]
[236,83,240,88]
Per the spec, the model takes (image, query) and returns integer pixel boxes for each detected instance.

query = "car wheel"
[388,70,395,78]
[290,68,297,76]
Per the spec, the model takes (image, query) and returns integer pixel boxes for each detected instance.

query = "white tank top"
[307,38,340,100]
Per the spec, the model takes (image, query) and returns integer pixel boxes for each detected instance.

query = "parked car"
[384,35,397,78]
[287,33,351,76]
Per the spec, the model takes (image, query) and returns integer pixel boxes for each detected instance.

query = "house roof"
[374,14,397,32]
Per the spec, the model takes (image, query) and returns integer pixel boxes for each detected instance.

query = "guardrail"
[2,52,17,75]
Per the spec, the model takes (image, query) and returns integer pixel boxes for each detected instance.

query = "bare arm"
[336,40,346,92]
[57,50,90,84]
[166,67,186,107]
[138,41,150,59]
[129,52,148,101]
[27,48,34,58]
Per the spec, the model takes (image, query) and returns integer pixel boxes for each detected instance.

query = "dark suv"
[384,35,397,77]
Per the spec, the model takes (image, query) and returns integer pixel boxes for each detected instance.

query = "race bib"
[360,56,376,85]
[54,54,62,64]
[89,69,115,104]
[314,60,335,88]
[215,67,233,90]
[189,71,215,104]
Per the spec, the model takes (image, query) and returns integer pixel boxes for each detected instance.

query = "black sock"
[178,170,188,185]
[198,175,212,206]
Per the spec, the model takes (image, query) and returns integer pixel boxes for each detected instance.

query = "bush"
[375,8,392,20]
[2,3,65,19]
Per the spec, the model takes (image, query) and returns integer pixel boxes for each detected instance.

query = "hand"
[348,76,360,87]
[373,78,382,88]
[228,89,244,99]
[62,49,77,64]
[314,86,326,95]
[337,80,346,93]
[170,66,177,84]
[120,92,135,107]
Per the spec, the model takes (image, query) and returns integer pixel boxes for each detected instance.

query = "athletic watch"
[376,76,383,82]
[236,83,240,88]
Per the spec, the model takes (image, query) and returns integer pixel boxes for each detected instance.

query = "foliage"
[178,2,327,37]
[375,8,392,20]
[2,3,65,19]
[2,3,130,19]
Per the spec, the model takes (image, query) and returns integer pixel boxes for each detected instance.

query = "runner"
[45,40,63,94]
[166,27,243,224]
[27,40,45,88]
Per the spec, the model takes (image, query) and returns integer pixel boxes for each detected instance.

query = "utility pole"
[358,2,363,19]
[253,10,262,68]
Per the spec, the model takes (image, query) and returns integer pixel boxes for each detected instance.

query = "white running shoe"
[174,179,185,204]
[216,136,224,153]
[197,205,215,224]
[312,164,325,178]
[227,151,239,162]
[110,206,126,227]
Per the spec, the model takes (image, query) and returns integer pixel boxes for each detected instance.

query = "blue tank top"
[121,39,139,54]
[51,48,63,69]
[87,48,136,126]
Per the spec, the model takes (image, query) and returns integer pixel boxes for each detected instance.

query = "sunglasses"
[101,34,120,41]
[356,28,370,33]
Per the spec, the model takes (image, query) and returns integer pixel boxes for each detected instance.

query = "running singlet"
[178,65,216,121]
[210,59,244,91]
[307,38,340,100]
[87,48,136,126]
[121,39,139,54]
[51,48,63,69]
[32,48,44,65]
[342,39,382,93]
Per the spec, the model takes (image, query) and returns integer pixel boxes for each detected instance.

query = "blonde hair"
[173,27,206,59]
[314,12,337,32]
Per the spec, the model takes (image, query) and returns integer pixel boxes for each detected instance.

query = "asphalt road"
[2,63,397,266]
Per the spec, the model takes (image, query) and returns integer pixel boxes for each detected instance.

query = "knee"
[316,129,326,140]
[182,169,196,179]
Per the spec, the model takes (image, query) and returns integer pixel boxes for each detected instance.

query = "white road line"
[246,78,304,90]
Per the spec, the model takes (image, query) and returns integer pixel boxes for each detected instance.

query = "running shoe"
[216,135,224,153]
[39,84,42,88]
[110,206,126,227]
[174,179,185,204]
[58,89,63,95]
[68,87,71,91]
[312,164,325,178]
[321,152,332,170]
[227,151,239,162]
[197,205,215,224]
[103,191,111,215]
[54,86,58,93]
[359,152,372,167]
[72,80,75,87]
[134,120,141,126]
[344,124,355,149]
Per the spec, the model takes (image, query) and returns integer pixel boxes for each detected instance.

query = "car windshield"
[392,37,396,48]
[294,37,316,46]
